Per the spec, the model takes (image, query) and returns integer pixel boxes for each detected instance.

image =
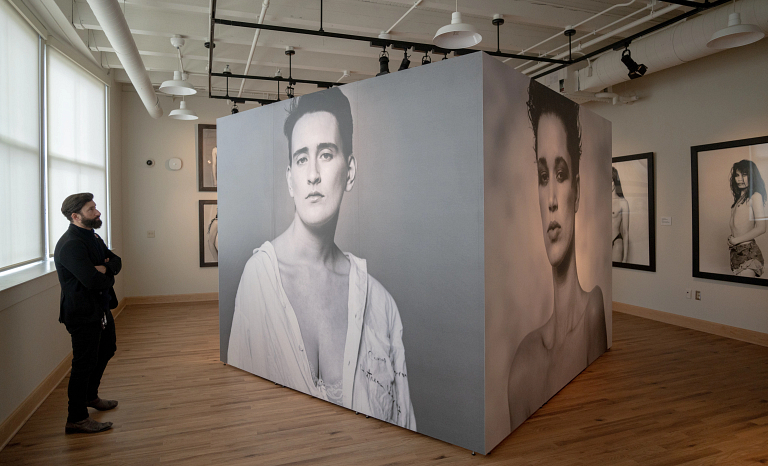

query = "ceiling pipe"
[578,0,767,92]
[522,3,682,75]
[504,0,638,66]
[85,0,162,118]
[384,0,423,34]
[237,0,269,98]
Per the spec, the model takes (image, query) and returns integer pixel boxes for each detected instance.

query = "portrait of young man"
[227,87,416,430]
[54,193,121,434]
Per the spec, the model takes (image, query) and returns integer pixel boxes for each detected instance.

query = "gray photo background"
[697,143,768,277]
[612,159,651,266]
[218,54,486,452]
[482,55,613,448]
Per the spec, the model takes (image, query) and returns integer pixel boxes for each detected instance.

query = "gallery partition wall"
[0,0,110,275]
[218,53,612,454]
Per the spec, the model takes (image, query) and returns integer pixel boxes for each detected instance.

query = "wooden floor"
[2,302,768,465]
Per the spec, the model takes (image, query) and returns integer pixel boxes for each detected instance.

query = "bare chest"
[279,264,349,384]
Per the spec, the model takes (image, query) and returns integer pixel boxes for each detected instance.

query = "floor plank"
[1,302,767,465]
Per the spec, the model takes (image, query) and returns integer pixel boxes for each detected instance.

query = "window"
[47,47,109,252]
[0,0,42,271]
[0,2,109,275]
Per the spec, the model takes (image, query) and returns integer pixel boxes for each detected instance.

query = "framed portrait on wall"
[611,152,656,272]
[199,200,218,267]
[692,135,768,287]
[198,124,217,192]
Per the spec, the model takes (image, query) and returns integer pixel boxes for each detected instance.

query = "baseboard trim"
[125,292,219,306]
[613,302,768,348]
[0,298,129,452]
[0,352,72,451]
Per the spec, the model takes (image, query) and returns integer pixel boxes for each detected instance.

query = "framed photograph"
[692,135,768,287]
[199,200,218,267]
[612,152,656,272]
[198,124,217,192]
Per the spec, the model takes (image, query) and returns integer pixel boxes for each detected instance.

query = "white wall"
[120,90,251,297]
[584,38,768,333]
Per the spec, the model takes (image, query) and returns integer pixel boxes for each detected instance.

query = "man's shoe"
[65,417,113,434]
[87,398,118,411]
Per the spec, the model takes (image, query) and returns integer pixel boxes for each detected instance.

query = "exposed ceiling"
[26,0,706,100]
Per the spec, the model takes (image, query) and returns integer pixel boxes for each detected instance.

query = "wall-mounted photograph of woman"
[693,135,768,287]
[507,80,608,428]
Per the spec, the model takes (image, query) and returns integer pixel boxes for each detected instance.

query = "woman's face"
[734,170,749,191]
[536,113,579,267]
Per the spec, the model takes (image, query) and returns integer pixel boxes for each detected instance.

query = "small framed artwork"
[612,152,656,272]
[199,200,218,267]
[692,135,768,287]
[198,124,217,192]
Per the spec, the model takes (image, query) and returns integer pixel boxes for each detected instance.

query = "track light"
[620,48,647,80]
[422,52,432,65]
[376,48,390,76]
[398,50,410,71]
[231,102,239,114]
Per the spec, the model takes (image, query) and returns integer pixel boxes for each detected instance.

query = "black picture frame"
[199,200,218,267]
[198,124,217,192]
[612,152,656,272]
[692,135,768,287]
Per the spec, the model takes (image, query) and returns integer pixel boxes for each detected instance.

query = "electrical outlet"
[685,289,691,299]
[147,230,155,238]
[695,291,701,300]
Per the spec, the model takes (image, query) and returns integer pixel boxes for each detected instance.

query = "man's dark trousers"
[66,310,116,423]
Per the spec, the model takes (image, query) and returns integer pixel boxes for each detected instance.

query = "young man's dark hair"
[527,79,582,181]
[283,87,354,165]
[61,192,95,221]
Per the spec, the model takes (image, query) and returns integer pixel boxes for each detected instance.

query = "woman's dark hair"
[730,159,767,208]
[61,192,94,221]
[527,79,582,180]
[612,167,625,198]
[283,87,353,165]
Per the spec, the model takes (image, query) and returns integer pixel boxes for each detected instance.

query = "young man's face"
[536,113,579,268]
[286,111,355,228]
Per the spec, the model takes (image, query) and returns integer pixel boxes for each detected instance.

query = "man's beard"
[81,216,102,229]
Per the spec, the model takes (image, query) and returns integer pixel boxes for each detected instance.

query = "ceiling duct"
[578,0,767,92]
[85,0,163,118]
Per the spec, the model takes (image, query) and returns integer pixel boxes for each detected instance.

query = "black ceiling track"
[208,0,728,102]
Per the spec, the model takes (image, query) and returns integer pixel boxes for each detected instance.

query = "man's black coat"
[54,223,121,327]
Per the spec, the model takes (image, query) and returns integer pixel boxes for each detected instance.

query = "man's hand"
[95,265,107,274]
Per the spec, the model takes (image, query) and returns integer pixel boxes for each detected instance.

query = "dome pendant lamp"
[433,0,481,49]
[707,12,764,49]
[169,98,198,120]
[159,36,197,96]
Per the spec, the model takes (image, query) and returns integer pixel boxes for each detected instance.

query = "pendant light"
[159,36,197,96]
[169,97,198,120]
[707,11,764,49]
[433,0,481,49]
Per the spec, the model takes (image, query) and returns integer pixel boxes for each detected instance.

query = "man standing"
[54,193,121,434]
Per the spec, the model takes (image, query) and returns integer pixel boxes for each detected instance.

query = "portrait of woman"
[612,167,630,263]
[507,80,608,428]
[728,159,766,277]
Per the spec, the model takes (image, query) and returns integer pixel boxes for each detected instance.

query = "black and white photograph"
[225,87,416,430]
[217,53,611,454]
[483,57,612,437]
[693,135,768,287]
[197,124,217,191]
[199,200,218,267]
[612,152,656,271]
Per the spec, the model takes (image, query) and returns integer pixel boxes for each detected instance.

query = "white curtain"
[0,0,42,270]
[47,47,108,252]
